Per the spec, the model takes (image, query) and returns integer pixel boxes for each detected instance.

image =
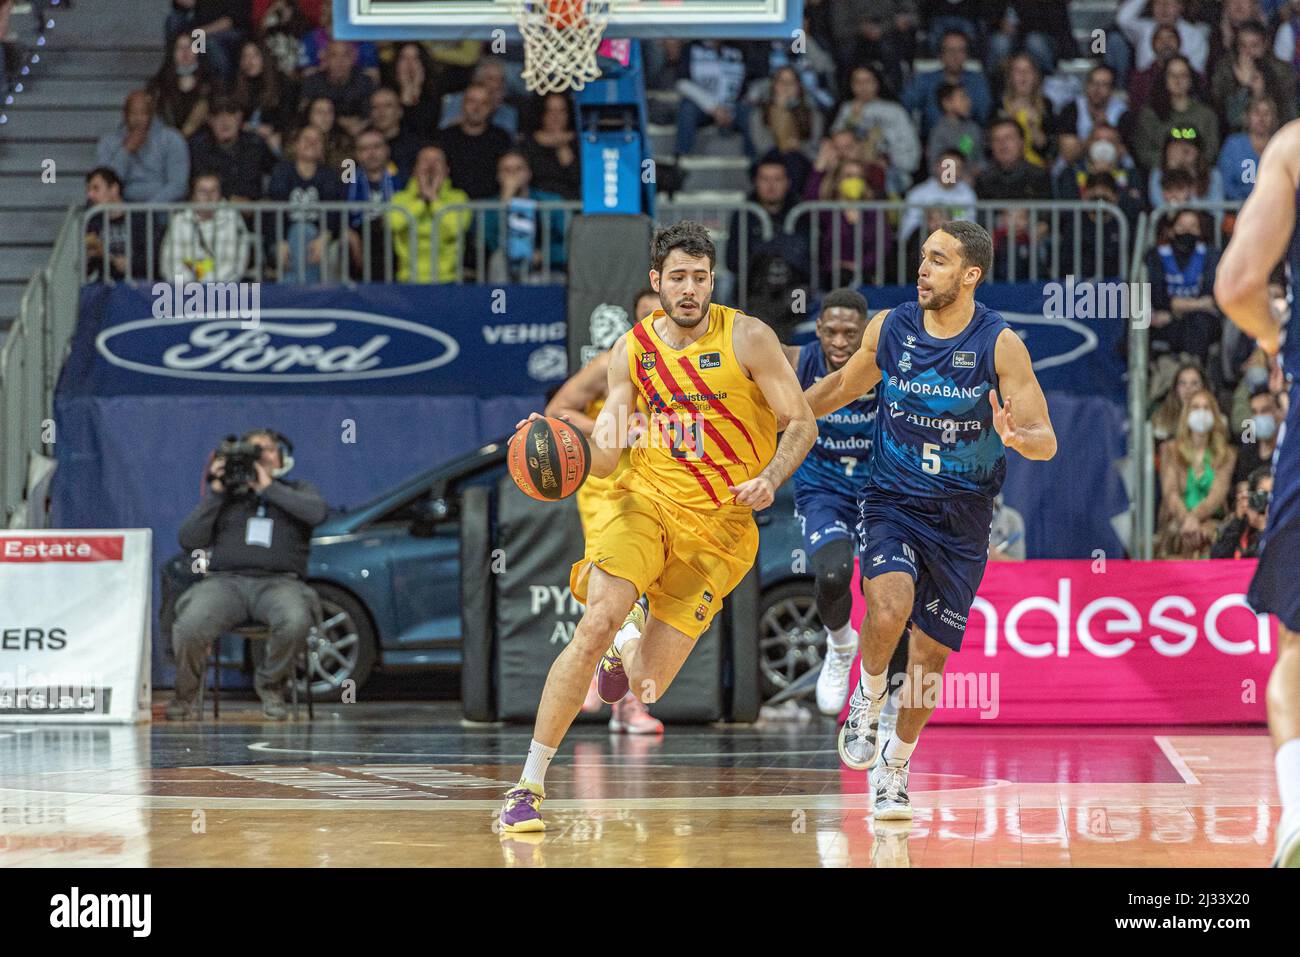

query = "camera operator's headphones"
[242,428,295,478]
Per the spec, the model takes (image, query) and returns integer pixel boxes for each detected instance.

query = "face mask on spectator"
[176,60,200,78]
[1088,140,1117,167]
[1243,365,1270,390]
[839,176,866,200]
[1253,413,1277,441]
[1187,408,1214,434]
[1170,232,1198,256]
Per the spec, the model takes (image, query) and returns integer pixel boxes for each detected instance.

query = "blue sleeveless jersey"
[1287,179,1300,374]
[792,342,877,496]
[870,300,1008,500]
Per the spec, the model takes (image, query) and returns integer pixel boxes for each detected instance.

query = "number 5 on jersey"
[922,442,942,474]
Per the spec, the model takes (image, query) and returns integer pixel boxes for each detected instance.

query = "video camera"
[212,435,262,496]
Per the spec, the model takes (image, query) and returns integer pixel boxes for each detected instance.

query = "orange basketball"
[546,0,585,29]
[508,416,591,501]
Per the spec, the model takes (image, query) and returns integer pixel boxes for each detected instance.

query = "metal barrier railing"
[784,200,1130,290]
[80,202,420,286]
[1127,200,1244,559]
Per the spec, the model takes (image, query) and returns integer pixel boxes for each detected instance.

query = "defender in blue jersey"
[781,289,907,718]
[1215,117,1300,868]
[805,221,1057,820]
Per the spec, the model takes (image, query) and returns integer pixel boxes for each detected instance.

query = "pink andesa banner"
[846,560,1278,725]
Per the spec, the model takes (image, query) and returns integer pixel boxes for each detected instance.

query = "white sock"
[860,662,886,701]
[884,734,916,767]
[1277,737,1300,821]
[613,619,640,655]
[826,622,856,654]
[520,740,556,792]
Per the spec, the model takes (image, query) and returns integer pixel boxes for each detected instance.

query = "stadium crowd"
[78,0,1297,556]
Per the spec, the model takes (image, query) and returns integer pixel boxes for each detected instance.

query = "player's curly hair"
[651,220,716,273]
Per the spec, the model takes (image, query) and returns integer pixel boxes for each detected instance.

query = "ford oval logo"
[95,310,460,383]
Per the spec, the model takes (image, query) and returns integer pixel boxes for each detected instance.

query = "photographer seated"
[1211,466,1273,560]
[168,429,329,721]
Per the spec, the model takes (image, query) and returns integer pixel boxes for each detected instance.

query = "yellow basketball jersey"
[624,303,777,512]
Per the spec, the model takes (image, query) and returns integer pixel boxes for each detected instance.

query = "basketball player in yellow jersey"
[498,221,818,832]
[545,287,663,733]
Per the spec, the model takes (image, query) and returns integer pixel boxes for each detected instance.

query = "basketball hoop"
[511,0,611,94]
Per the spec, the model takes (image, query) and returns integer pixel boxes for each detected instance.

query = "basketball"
[508,416,591,501]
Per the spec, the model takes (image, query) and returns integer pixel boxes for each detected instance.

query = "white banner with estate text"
[0,529,151,723]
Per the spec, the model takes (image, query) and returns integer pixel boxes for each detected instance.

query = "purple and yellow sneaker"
[499,783,546,833]
[597,603,644,704]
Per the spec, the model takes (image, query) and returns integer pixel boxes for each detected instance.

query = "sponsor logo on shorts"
[940,607,968,630]
[953,351,976,368]
[902,543,916,563]
[926,598,940,613]
[871,554,885,567]
[640,352,657,371]
[698,352,721,369]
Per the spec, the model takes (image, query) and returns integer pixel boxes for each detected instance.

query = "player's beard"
[920,280,960,312]
[663,293,710,328]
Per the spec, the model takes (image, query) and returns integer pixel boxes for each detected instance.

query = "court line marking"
[1153,736,1201,786]
[246,742,844,760]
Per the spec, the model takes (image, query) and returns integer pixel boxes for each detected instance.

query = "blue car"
[162,440,827,700]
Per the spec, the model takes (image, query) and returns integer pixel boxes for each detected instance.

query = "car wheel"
[297,583,377,698]
[757,580,826,699]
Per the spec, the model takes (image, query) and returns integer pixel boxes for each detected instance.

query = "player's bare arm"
[1215,119,1300,356]
[544,350,610,435]
[731,315,818,509]
[805,309,887,417]
[781,343,801,371]
[991,328,1057,461]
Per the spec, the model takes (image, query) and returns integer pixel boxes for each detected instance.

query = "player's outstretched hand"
[730,475,775,510]
[989,389,1021,452]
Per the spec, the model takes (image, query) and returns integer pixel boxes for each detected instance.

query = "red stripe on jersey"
[676,356,760,459]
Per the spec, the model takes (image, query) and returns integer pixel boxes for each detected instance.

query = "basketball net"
[511,0,611,94]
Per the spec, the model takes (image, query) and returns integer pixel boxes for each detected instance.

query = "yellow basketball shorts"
[569,488,758,639]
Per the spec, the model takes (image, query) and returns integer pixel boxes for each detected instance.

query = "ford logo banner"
[68,284,572,397]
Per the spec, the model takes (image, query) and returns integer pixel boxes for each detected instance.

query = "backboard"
[333,0,804,41]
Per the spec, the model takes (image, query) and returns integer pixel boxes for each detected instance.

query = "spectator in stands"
[988,492,1026,561]
[830,3,918,98]
[985,0,1077,75]
[903,29,993,136]
[1151,358,1208,442]
[1148,130,1225,205]
[301,41,375,138]
[1056,172,1128,278]
[1219,94,1279,199]
[748,67,824,196]
[97,90,191,203]
[169,428,329,721]
[83,167,156,283]
[345,127,401,280]
[1132,55,1220,173]
[1212,0,1271,67]
[975,117,1052,200]
[750,23,838,114]
[1127,24,1191,111]
[439,57,520,138]
[432,82,512,200]
[1232,385,1285,484]
[267,125,345,283]
[926,82,985,175]
[726,154,806,302]
[1211,19,1296,131]
[994,53,1057,168]
[1053,126,1145,222]
[231,39,299,153]
[1157,165,1198,204]
[387,42,442,139]
[1118,0,1211,74]
[368,87,422,181]
[480,150,567,283]
[1274,0,1300,76]
[1156,388,1236,558]
[1056,66,1130,169]
[164,0,198,48]
[521,93,581,201]
[150,31,218,139]
[900,149,977,246]
[188,97,276,202]
[388,145,471,283]
[160,171,251,283]
[300,96,353,174]
[254,0,317,77]
[177,0,251,80]
[674,40,754,159]
[829,65,920,197]
[1231,342,1282,424]
[299,1,379,82]
[1147,208,1222,367]
[806,153,889,287]
[1211,465,1272,557]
